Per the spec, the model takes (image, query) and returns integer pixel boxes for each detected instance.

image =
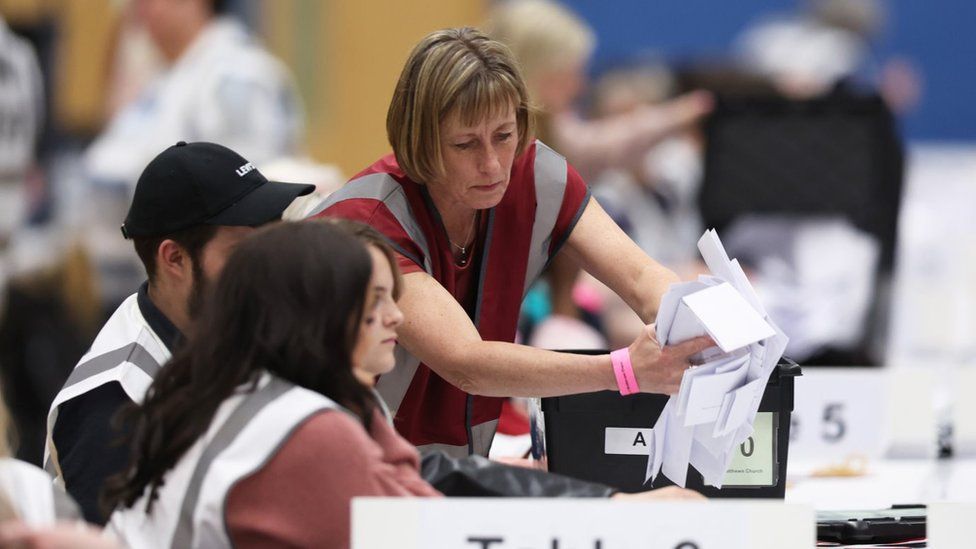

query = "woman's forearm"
[446,341,615,398]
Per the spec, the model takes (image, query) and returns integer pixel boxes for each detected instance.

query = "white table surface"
[787,457,976,510]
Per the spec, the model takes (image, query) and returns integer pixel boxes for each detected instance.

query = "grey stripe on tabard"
[308,173,433,273]
[470,420,498,457]
[376,345,421,414]
[416,442,471,459]
[43,455,56,477]
[170,378,294,549]
[62,342,162,390]
[52,485,81,520]
[415,420,498,459]
[523,142,568,296]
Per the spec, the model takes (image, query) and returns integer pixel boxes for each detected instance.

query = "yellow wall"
[263,0,486,176]
[0,0,485,165]
[1,0,117,134]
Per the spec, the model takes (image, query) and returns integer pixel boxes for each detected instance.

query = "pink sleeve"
[226,410,440,549]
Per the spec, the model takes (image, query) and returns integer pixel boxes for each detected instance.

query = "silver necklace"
[448,212,478,266]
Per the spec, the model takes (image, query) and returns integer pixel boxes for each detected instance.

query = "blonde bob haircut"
[387,27,535,184]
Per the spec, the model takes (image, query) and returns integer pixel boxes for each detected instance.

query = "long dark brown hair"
[104,221,377,512]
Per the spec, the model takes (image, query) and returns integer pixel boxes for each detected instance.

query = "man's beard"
[186,261,209,321]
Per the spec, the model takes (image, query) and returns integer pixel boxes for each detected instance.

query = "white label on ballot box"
[352,498,814,549]
[789,368,887,461]
[724,412,776,486]
[604,414,776,486]
[605,428,653,455]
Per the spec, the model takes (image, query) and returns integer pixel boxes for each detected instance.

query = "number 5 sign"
[789,368,888,462]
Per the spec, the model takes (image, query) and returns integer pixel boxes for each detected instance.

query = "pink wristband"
[610,348,640,395]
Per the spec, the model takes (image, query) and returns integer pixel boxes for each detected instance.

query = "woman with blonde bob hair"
[314,27,713,458]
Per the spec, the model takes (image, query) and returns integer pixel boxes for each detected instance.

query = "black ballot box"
[540,356,801,498]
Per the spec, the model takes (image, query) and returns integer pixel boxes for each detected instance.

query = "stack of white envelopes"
[645,229,789,488]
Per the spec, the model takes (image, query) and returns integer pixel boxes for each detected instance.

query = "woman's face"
[429,105,518,211]
[352,246,404,385]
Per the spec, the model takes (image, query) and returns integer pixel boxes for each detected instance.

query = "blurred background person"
[81,0,306,312]
[487,0,711,358]
[734,0,921,112]
[585,62,708,350]
[587,63,703,270]
[0,11,70,469]
[487,0,711,183]
[0,382,80,529]
[0,14,42,274]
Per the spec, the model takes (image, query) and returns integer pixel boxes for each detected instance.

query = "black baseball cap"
[121,141,315,239]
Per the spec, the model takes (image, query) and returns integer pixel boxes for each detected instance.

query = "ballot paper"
[645,229,789,488]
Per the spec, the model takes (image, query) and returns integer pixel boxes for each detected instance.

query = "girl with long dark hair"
[104,220,437,548]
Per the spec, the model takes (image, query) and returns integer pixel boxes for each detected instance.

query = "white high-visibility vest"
[44,292,171,484]
[0,458,79,524]
[107,374,338,549]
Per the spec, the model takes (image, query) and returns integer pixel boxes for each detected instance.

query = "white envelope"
[661,417,695,487]
[681,282,776,353]
[675,360,723,417]
[729,258,767,316]
[694,422,738,458]
[698,229,737,282]
[689,438,737,488]
[656,280,706,344]
[683,358,750,426]
[713,377,766,437]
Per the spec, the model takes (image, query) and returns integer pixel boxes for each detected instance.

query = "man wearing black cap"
[44,142,313,524]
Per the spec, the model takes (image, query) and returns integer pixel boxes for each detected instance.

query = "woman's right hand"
[611,486,706,501]
[627,325,714,395]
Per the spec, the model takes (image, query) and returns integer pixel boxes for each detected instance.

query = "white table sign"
[928,502,976,548]
[789,367,888,463]
[886,365,938,458]
[952,366,976,456]
[352,498,813,549]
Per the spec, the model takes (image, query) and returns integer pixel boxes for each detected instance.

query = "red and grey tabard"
[312,141,589,457]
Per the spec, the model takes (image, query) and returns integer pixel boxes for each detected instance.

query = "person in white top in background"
[81,0,305,307]
[0,14,43,320]
[0,383,86,545]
